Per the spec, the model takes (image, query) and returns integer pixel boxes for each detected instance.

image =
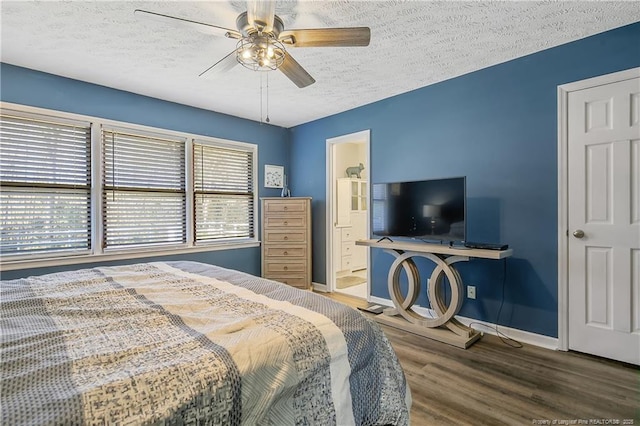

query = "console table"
[356,239,513,348]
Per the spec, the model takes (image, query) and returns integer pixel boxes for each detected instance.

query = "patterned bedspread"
[1,261,410,425]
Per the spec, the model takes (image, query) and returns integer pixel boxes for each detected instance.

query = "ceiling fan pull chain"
[266,73,270,123]
[260,72,264,124]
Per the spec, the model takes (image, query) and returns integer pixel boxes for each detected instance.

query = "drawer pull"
[283,251,288,255]
[284,221,288,225]
[284,266,288,271]
[284,206,288,210]
[284,236,288,240]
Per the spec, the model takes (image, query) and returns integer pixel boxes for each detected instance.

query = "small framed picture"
[264,165,284,188]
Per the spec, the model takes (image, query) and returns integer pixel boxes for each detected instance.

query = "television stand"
[355,239,513,349]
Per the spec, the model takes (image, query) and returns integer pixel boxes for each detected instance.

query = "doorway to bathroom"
[326,130,370,299]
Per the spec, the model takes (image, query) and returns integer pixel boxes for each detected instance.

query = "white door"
[567,75,640,365]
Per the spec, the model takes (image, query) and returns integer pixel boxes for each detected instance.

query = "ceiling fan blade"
[134,9,242,39]
[279,53,315,88]
[199,50,239,79]
[246,0,275,32]
[279,27,371,47]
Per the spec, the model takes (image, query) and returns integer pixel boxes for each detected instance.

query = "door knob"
[573,229,585,239]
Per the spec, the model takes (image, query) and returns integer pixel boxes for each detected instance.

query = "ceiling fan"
[134,1,371,88]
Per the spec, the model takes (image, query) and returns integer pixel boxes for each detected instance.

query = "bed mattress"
[1,261,410,425]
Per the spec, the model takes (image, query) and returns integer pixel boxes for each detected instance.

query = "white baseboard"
[312,282,328,292]
[368,295,558,351]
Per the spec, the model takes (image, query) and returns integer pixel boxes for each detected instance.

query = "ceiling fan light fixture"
[236,35,285,72]
[241,48,253,59]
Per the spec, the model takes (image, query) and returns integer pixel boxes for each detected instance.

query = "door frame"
[325,129,371,294]
[556,67,640,351]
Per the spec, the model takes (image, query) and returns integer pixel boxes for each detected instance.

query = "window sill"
[0,241,261,272]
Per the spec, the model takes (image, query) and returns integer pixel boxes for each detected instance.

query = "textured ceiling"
[1,1,639,128]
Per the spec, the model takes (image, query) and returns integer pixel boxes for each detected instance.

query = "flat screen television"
[371,177,466,244]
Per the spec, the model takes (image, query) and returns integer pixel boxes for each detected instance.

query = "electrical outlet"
[467,285,476,299]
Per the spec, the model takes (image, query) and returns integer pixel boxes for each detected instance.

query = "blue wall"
[0,63,290,279]
[289,22,640,338]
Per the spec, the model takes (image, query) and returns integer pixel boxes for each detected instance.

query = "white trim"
[312,282,328,292]
[456,315,558,351]
[325,142,335,291]
[556,67,640,352]
[0,106,91,127]
[91,123,104,256]
[559,67,640,92]
[325,130,371,296]
[369,295,558,350]
[185,139,195,246]
[557,84,570,351]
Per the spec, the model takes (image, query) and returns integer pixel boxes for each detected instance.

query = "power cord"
[470,258,522,348]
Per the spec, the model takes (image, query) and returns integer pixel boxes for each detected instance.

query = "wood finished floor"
[322,292,640,426]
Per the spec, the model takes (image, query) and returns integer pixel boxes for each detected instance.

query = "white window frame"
[0,109,92,259]
[0,102,259,272]
[193,138,257,244]
[101,124,188,250]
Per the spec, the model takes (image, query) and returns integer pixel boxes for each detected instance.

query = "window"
[0,105,258,266]
[0,112,91,256]
[194,142,254,242]
[102,127,186,249]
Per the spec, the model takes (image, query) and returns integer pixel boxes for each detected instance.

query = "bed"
[1,261,410,425]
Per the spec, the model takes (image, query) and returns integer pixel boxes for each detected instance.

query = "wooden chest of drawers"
[261,197,312,290]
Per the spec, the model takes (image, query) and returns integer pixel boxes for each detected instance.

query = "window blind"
[193,142,254,242]
[102,128,186,248]
[0,112,91,255]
